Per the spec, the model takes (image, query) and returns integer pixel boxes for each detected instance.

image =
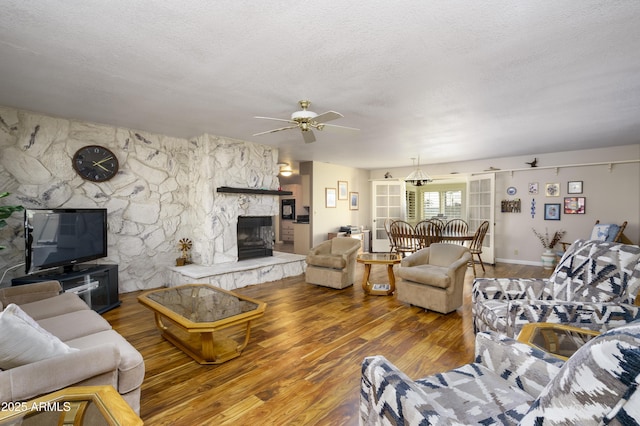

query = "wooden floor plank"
[103,261,550,425]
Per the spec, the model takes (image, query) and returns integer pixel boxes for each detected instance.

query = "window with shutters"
[422,190,463,220]
[406,190,416,220]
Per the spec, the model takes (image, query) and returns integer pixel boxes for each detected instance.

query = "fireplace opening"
[237,216,274,261]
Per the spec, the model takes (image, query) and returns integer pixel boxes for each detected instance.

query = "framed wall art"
[325,188,336,208]
[567,181,583,194]
[564,197,585,214]
[545,183,560,197]
[338,181,348,200]
[349,192,359,210]
[544,203,561,220]
[528,182,539,195]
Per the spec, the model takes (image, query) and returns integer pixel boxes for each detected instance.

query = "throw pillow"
[0,303,78,369]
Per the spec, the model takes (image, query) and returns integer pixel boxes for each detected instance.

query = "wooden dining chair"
[469,221,489,276]
[414,220,442,249]
[389,220,417,257]
[442,219,469,245]
[383,218,396,253]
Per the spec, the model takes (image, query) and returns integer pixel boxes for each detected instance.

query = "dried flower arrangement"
[532,228,566,249]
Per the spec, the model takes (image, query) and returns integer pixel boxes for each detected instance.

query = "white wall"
[310,162,371,246]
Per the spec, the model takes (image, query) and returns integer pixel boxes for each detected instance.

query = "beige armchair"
[397,243,470,314]
[305,237,361,289]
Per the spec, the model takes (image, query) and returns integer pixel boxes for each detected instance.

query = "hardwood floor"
[103,261,551,425]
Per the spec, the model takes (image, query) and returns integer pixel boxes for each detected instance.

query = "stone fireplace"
[188,134,281,265]
[237,216,274,260]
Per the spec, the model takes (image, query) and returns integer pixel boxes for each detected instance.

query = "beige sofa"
[0,281,144,414]
[397,243,470,314]
[305,237,361,289]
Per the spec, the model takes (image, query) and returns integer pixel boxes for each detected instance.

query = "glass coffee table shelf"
[518,323,600,360]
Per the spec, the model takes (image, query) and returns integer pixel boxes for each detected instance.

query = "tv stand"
[12,264,120,314]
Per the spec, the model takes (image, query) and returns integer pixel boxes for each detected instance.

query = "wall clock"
[72,145,119,182]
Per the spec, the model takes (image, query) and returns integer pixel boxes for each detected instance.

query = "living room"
[1,2,640,424]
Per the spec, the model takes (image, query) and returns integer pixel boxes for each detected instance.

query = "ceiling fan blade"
[253,125,299,136]
[320,123,360,132]
[254,116,297,124]
[302,130,316,143]
[313,111,343,123]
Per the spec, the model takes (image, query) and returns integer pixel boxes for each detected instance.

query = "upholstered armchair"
[305,237,361,289]
[360,319,640,425]
[396,243,470,314]
[473,239,640,338]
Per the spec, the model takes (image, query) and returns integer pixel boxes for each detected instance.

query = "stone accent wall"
[189,133,279,265]
[0,106,280,292]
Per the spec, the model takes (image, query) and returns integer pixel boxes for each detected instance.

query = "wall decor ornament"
[528,182,539,195]
[338,181,348,200]
[545,183,560,197]
[325,188,336,208]
[564,197,586,214]
[531,198,536,218]
[349,192,359,210]
[544,203,561,220]
[567,181,583,194]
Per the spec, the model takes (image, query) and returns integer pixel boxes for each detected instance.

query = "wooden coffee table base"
[361,263,397,296]
[154,313,254,365]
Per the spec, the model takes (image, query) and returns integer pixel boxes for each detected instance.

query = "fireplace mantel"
[216,187,293,196]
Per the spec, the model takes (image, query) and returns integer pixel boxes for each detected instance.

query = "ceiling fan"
[253,100,359,143]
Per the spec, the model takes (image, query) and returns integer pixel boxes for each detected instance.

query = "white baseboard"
[495,257,543,267]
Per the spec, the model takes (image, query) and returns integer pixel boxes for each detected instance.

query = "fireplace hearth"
[237,216,274,261]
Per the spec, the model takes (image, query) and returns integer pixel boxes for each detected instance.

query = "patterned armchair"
[360,319,640,425]
[472,239,640,338]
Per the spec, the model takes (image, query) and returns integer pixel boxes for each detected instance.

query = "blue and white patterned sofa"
[472,239,640,337]
[360,319,640,425]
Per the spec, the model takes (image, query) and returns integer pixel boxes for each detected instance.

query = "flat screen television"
[24,208,108,274]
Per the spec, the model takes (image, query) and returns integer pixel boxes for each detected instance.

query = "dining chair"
[383,218,396,253]
[389,220,417,257]
[469,221,489,276]
[442,219,468,245]
[414,220,442,249]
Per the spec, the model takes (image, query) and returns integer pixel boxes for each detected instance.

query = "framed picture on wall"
[338,181,348,200]
[545,183,560,197]
[564,197,586,214]
[567,181,583,194]
[349,192,359,210]
[544,203,561,220]
[325,188,336,208]
[528,182,539,194]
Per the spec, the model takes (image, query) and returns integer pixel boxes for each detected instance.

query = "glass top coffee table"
[138,284,266,364]
[356,253,402,296]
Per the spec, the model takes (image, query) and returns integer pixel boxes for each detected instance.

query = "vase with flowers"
[532,228,566,269]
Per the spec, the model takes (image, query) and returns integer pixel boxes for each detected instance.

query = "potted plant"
[532,227,566,269]
[0,192,24,250]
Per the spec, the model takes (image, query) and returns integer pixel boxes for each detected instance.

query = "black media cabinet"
[12,264,120,314]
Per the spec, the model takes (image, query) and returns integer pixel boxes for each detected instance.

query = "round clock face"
[72,145,119,182]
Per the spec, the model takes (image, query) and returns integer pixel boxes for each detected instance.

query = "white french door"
[371,179,406,252]
[467,173,495,264]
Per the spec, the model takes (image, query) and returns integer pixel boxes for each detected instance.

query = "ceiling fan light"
[278,162,293,177]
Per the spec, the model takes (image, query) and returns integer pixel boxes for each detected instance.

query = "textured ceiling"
[1,1,639,170]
